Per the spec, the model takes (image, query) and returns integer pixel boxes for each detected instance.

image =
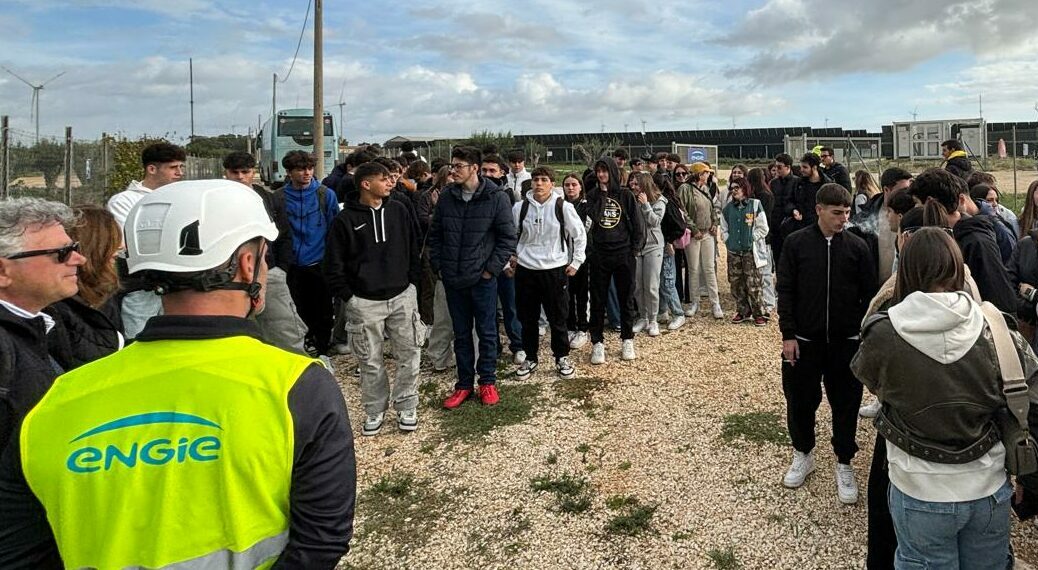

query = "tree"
[107,136,168,199]
[571,136,623,168]
[463,130,514,155]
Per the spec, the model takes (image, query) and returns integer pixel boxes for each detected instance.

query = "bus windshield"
[277,116,334,137]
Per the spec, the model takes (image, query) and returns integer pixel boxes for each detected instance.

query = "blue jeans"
[497,273,523,354]
[658,251,684,318]
[606,278,621,328]
[445,276,500,389]
[888,481,1013,569]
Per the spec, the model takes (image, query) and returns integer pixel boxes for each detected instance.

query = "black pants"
[516,265,569,363]
[781,338,863,463]
[867,432,896,569]
[419,253,436,325]
[567,263,589,332]
[675,248,688,302]
[589,252,636,343]
[287,263,334,355]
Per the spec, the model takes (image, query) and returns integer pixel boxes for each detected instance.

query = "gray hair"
[0,198,78,257]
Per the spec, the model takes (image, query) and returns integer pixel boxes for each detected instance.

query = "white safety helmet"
[125,179,278,275]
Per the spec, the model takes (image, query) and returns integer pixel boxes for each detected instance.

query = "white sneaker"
[667,315,686,331]
[569,331,589,349]
[330,343,352,355]
[859,398,881,419]
[590,342,606,365]
[397,409,418,432]
[362,412,385,436]
[712,303,724,319]
[835,463,858,504]
[516,359,538,378]
[513,350,527,365]
[556,356,575,379]
[686,303,699,316]
[567,331,576,344]
[318,354,336,375]
[621,339,636,361]
[782,450,815,488]
[647,322,660,337]
[538,325,548,337]
[632,318,647,334]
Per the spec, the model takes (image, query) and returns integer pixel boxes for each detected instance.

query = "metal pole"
[63,126,72,205]
[1013,125,1018,203]
[189,58,195,141]
[101,132,109,197]
[272,73,277,123]
[312,0,324,178]
[0,116,8,198]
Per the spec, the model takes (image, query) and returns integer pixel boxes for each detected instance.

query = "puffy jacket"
[822,162,852,192]
[276,179,341,266]
[954,215,1017,313]
[44,296,123,372]
[428,177,517,289]
[777,224,878,341]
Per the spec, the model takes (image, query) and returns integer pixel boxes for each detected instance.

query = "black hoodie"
[323,194,420,303]
[953,214,1016,313]
[585,159,645,256]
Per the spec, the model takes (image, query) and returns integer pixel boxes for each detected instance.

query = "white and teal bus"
[258,108,338,184]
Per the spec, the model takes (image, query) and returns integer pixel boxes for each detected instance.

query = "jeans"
[888,480,1013,569]
[657,250,684,319]
[446,276,500,389]
[256,267,307,354]
[497,273,523,354]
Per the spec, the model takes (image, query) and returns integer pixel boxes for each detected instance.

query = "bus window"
[277,116,334,137]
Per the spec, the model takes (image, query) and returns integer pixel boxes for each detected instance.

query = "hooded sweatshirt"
[106,180,152,229]
[280,178,341,266]
[585,159,645,256]
[954,214,1017,312]
[883,291,1007,503]
[513,188,587,271]
[323,194,419,303]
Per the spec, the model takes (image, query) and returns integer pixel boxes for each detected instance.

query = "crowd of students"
[2,136,1038,567]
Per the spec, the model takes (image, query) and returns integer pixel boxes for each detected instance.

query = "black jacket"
[0,316,356,569]
[255,184,297,271]
[955,215,1017,313]
[428,177,517,289]
[321,163,349,191]
[822,162,852,192]
[944,155,974,180]
[1008,232,1038,324]
[585,158,645,257]
[770,173,800,227]
[777,224,878,342]
[791,172,833,226]
[323,195,420,303]
[44,296,122,372]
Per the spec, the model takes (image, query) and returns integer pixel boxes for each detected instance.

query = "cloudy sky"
[1,0,1036,144]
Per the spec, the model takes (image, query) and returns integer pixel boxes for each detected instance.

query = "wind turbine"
[1,66,66,143]
[910,105,919,122]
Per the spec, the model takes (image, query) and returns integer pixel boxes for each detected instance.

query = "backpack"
[518,196,567,251]
[660,199,688,244]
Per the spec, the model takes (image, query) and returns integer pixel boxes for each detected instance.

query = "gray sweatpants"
[256,267,308,355]
[635,250,664,324]
[427,280,456,369]
[346,285,425,416]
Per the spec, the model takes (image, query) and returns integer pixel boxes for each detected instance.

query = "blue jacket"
[279,179,340,266]
[428,177,517,289]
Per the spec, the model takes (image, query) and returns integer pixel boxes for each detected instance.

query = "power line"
[279,0,313,83]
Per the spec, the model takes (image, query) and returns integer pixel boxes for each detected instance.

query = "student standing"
[629,173,667,337]
[721,180,769,326]
[679,162,723,319]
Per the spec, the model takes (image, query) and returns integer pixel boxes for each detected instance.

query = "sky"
[1,0,1037,144]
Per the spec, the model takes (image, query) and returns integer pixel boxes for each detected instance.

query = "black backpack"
[660,199,687,243]
[518,196,567,251]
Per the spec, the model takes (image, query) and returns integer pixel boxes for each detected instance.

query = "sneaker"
[512,350,527,365]
[835,463,859,504]
[516,359,538,378]
[782,450,816,488]
[686,303,699,316]
[443,389,472,410]
[667,315,686,331]
[318,354,336,375]
[567,330,576,344]
[330,342,352,355]
[478,385,500,406]
[362,412,385,436]
[753,316,768,327]
[859,398,881,419]
[397,408,418,432]
[611,324,622,332]
[632,318,647,334]
[590,342,606,365]
[570,331,589,349]
[731,313,747,324]
[647,322,660,337]
[621,339,636,361]
[712,303,724,319]
[556,356,575,379]
[538,325,548,337]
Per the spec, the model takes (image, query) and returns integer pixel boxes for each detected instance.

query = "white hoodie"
[885,291,1007,502]
[512,188,587,271]
[506,169,532,203]
[106,180,152,229]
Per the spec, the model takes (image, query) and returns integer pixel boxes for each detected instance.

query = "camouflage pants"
[727,251,766,318]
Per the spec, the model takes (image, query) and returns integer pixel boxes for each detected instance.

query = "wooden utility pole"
[313,0,324,178]
[0,116,8,198]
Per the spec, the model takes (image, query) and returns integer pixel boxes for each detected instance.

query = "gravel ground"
[332,249,1038,569]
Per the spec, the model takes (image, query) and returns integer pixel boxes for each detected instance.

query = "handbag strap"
[979,301,1031,435]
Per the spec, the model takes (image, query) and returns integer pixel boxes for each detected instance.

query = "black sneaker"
[516,360,538,378]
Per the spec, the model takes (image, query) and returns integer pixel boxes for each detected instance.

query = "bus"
[258,108,338,185]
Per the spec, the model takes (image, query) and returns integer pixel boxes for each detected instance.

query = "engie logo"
[66,412,222,474]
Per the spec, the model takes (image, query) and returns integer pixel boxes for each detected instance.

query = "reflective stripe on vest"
[21,335,316,569]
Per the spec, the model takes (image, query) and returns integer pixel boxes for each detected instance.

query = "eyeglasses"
[5,242,81,263]
[450,163,472,171]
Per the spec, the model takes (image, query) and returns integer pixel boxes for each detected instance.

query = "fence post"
[64,127,73,205]
[1012,125,1018,203]
[1,115,8,199]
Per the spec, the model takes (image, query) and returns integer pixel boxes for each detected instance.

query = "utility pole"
[1,116,8,198]
[189,58,195,141]
[979,94,983,119]
[63,126,72,205]
[272,73,277,123]
[312,0,324,178]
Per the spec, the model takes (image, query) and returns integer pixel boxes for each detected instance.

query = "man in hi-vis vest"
[15,180,356,568]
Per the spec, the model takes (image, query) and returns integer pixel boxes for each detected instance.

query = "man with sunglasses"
[0,198,85,566]
[817,146,852,192]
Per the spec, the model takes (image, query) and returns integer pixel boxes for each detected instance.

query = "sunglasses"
[5,242,81,263]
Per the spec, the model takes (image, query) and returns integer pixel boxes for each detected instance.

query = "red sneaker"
[731,313,746,324]
[443,389,472,410]
[478,385,500,406]
[754,316,768,327]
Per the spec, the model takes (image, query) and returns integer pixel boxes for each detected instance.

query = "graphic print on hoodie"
[586,158,644,255]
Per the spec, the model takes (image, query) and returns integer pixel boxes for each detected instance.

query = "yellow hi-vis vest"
[21,334,317,569]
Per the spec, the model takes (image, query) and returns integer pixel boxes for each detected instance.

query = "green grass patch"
[554,376,606,413]
[357,472,450,553]
[530,472,594,514]
[706,546,741,569]
[672,530,693,541]
[436,383,542,442]
[546,452,558,465]
[618,461,632,471]
[720,411,789,446]
[603,497,657,537]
